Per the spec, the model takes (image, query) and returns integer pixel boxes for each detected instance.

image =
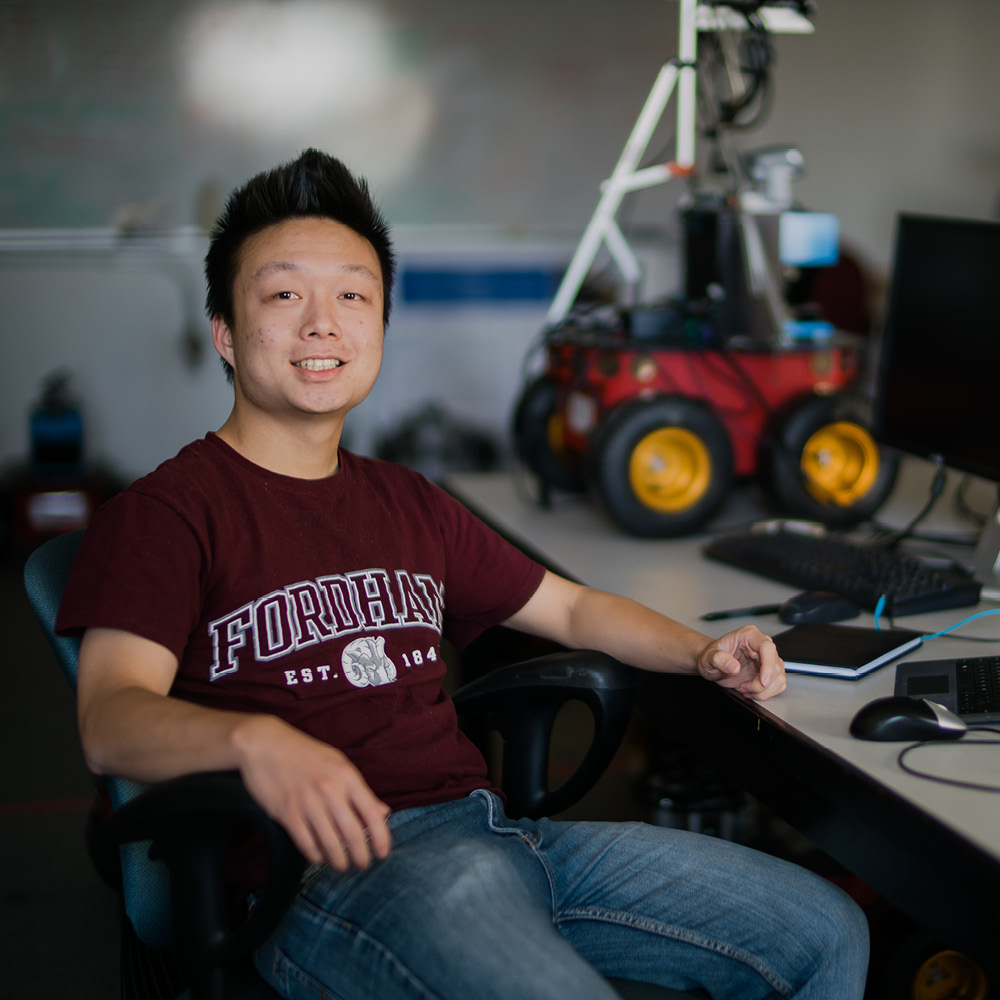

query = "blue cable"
[873,595,887,628]
[919,608,1000,643]
[874,600,1000,643]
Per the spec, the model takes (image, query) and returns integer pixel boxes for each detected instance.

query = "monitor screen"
[875,213,1000,484]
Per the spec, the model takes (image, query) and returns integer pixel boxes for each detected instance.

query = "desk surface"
[446,462,1000,966]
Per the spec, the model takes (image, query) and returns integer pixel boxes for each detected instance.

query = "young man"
[58,149,868,1000]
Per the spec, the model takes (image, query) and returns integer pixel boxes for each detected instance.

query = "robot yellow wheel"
[910,949,988,1000]
[800,420,880,507]
[766,394,898,527]
[628,427,713,513]
[587,395,733,537]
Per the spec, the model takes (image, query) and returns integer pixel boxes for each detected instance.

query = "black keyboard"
[956,656,1000,716]
[703,524,982,617]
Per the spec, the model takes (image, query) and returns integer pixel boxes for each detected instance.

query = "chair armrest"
[453,650,637,819]
[103,770,304,1000]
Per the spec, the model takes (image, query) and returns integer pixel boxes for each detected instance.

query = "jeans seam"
[476,789,559,918]
[556,906,794,998]
[269,943,346,1000]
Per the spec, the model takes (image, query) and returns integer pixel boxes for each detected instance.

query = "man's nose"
[302,296,341,337]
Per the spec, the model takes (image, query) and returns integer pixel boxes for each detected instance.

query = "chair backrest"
[23,529,85,689]
[23,530,176,951]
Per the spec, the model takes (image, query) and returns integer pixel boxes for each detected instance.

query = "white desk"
[445,462,1000,976]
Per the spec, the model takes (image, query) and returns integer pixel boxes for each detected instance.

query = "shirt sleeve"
[431,484,547,649]
[55,490,206,661]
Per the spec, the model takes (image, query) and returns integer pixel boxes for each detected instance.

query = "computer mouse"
[778,590,861,625]
[849,696,967,742]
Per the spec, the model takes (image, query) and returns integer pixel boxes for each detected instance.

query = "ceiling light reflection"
[179,0,435,191]
[182,1,388,131]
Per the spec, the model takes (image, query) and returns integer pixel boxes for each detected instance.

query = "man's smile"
[292,358,343,371]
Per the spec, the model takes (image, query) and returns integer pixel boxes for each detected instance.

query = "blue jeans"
[253,790,868,999]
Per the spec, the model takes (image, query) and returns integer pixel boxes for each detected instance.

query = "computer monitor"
[874,212,1000,583]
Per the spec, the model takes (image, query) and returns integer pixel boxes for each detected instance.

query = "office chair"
[24,529,705,1000]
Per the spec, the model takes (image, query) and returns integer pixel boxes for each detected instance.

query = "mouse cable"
[897,730,1000,793]
[872,462,948,551]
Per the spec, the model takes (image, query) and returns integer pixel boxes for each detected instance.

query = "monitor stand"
[973,503,1000,590]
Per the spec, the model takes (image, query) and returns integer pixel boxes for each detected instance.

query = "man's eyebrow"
[249,260,380,285]
[341,262,381,284]
[249,260,299,284]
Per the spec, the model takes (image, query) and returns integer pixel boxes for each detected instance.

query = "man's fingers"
[239,729,392,872]
[305,785,392,871]
[310,813,357,872]
[280,786,362,872]
[343,792,393,866]
[330,803,375,870]
[361,802,393,863]
[707,649,741,679]
[279,798,329,867]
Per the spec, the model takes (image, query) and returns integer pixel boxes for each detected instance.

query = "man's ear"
[211,315,235,366]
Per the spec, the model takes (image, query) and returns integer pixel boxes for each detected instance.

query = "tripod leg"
[546,60,681,325]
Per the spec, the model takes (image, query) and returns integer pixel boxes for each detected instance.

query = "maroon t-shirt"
[57,434,545,811]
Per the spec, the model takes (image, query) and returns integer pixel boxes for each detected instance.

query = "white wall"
[747,1,1000,267]
[0,234,231,480]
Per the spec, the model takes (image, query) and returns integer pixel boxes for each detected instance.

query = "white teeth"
[293,358,341,371]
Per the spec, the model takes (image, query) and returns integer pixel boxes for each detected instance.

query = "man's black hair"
[204,149,396,382]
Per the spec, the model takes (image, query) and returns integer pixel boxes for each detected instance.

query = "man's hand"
[697,624,786,701]
[77,628,392,874]
[233,714,393,872]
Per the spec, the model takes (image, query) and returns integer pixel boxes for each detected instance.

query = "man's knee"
[821,881,870,966]
[783,875,870,995]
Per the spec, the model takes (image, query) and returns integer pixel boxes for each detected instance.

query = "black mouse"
[778,590,861,625]
[849,696,967,741]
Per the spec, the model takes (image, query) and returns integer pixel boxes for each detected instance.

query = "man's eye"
[275,291,295,300]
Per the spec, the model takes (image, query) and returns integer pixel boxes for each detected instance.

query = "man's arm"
[76,627,392,870]
[503,570,785,701]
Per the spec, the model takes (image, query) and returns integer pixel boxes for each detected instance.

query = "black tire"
[765,394,898,527]
[587,396,734,537]
[511,375,585,492]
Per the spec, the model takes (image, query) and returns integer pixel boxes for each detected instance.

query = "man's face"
[213,216,385,425]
